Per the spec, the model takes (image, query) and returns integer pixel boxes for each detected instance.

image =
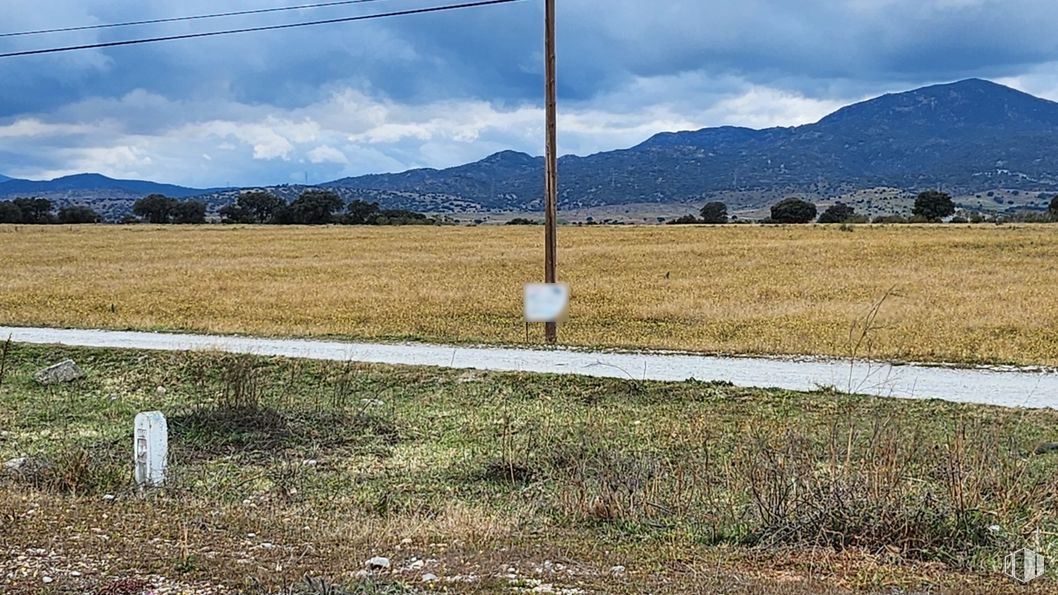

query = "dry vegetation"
[3,345,1058,593]
[2,224,1058,366]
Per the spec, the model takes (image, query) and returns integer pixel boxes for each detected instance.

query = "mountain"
[5,79,1058,217]
[326,79,1058,210]
[0,173,202,198]
[0,174,10,182]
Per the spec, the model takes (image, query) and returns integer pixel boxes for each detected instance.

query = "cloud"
[4,0,1058,184]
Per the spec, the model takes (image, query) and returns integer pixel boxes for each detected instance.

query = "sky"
[4,0,1058,188]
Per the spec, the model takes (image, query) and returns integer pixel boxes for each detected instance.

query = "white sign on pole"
[134,411,168,488]
[524,283,570,323]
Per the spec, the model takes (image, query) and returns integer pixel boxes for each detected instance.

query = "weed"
[0,335,11,389]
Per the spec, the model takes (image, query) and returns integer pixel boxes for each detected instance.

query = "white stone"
[610,565,626,577]
[34,360,82,385]
[422,573,438,583]
[134,412,168,487]
[365,556,391,571]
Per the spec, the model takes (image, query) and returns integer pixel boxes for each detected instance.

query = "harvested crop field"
[1,224,1057,366]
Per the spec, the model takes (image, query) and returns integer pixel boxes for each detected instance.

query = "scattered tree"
[771,198,818,224]
[220,191,284,224]
[1050,195,1058,220]
[285,189,344,225]
[12,197,54,224]
[667,214,700,225]
[58,205,103,224]
[912,191,956,222]
[699,201,728,224]
[818,202,856,224]
[506,218,539,225]
[171,200,207,224]
[133,194,176,224]
[0,201,22,223]
[132,194,207,224]
[345,200,381,225]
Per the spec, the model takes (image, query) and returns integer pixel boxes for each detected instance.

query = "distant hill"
[6,79,1058,218]
[0,174,10,182]
[325,79,1058,211]
[0,173,202,198]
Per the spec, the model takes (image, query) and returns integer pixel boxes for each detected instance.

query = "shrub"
[12,197,54,223]
[1050,195,1058,221]
[770,198,818,224]
[0,200,22,223]
[285,190,345,225]
[818,202,856,224]
[913,190,956,221]
[58,205,103,224]
[220,191,284,224]
[667,214,700,225]
[699,201,729,224]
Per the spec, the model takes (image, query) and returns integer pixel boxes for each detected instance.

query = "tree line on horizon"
[668,191,1058,225]
[0,189,440,226]
[4,189,1058,226]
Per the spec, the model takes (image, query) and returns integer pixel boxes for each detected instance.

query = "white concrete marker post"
[134,411,168,488]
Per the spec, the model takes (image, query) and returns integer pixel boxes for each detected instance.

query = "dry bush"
[542,412,1056,567]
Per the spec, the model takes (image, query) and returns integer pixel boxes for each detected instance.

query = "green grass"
[2,344,1058,593]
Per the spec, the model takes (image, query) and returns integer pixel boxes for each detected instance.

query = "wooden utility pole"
[543,0,558,344]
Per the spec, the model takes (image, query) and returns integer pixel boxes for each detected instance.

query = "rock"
[3,456,49,476]
[1034,442,1058,455]
[610,565,626,577]
[33,360,82,385]
[422,573,438,583]
[365,556,391,571]
[360,398,385,408]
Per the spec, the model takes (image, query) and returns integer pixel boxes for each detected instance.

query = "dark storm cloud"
[4,0,1058,186]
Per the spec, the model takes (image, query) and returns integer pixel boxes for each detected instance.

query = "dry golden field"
[2,224,1057,366]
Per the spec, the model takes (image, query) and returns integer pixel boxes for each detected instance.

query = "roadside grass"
[2,344,1058,593]
[3,224,1058,367]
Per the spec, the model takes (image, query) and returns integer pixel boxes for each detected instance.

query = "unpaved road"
[3,326,1057,409]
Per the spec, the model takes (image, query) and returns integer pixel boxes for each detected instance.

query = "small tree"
[58,205,103,224]
[171,200,207,224]
[0,201,22,223]
[219,203,252,224]
[912,191,955,222]
[699,201,728,224]
[288,189,344,225]
[345,200,381,225]
[239,191,284,223]
[12,197,54,223]
[133,194,175,224]
[667,214,700,225]
[1050,195,1058,221]
[771,198,818,224]
[818,202,856,224]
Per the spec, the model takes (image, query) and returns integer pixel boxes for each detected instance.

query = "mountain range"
[4,78,1058,217]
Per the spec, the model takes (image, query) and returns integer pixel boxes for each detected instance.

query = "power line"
[0,0,525,59]
[0,0,396,39]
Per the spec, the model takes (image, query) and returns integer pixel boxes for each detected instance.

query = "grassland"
[2,224,1058,366]
[3,345,1058,593]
